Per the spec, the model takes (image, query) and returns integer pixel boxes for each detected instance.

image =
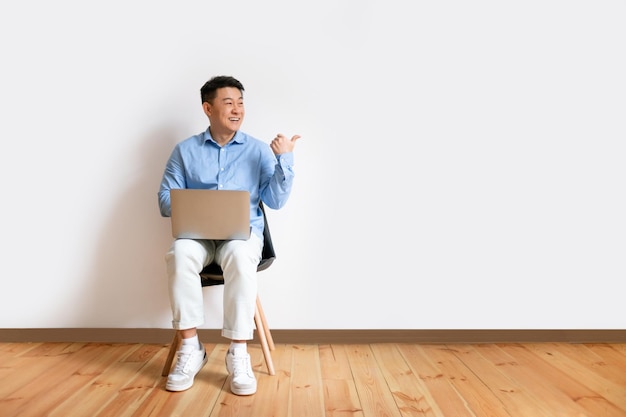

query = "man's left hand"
[271,133,301,155]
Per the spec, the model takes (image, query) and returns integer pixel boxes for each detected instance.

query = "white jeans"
[165,233,263,340]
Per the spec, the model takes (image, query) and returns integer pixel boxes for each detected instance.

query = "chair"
[161,203,276,377]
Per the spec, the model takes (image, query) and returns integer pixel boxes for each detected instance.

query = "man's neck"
[209,127,236,146]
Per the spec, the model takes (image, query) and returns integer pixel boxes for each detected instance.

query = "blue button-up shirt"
[158,129,295,239]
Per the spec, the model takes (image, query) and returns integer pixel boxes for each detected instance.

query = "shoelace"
[231,354,253,378]
[174,348,194,374]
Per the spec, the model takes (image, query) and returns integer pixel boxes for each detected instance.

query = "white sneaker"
[225,347,257,395]
[166,343,207,392]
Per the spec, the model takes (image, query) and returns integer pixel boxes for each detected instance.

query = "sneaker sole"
[165,354,208,392]
[230,381,257,396]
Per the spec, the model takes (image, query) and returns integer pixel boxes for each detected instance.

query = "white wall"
[1,0,624,330]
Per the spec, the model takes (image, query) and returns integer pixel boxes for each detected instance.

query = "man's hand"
[270,133,301,155]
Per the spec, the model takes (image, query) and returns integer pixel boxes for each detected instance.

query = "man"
[157,75,300,395]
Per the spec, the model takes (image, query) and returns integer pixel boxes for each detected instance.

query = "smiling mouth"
[229,117,240,122]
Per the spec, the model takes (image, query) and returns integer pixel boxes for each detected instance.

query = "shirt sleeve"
[157,146,186,217]
[260,151,295,210]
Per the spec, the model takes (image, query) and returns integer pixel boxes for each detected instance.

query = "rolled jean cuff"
[222,328,254,341]
[172,317,204,330]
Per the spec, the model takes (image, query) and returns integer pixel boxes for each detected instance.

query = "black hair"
[200,75,245,104]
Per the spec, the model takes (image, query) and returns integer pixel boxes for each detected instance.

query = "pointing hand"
[270,133,301,155]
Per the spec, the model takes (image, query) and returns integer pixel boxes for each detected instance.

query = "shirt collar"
[203,129,246,146]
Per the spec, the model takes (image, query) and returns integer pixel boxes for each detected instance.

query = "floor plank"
[320,344,365,417]
[371,343,440,417]
[346,344,403,417]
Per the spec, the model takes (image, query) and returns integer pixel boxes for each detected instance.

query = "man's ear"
[202,101,212,116]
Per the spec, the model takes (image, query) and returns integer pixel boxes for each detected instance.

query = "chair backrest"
[200,202,276,286]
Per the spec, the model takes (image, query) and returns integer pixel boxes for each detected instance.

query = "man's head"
[201,76,245,142]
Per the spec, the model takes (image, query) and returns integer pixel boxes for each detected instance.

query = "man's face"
[204,87,244,135]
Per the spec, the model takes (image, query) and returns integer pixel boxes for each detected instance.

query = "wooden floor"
[1,342,625,417]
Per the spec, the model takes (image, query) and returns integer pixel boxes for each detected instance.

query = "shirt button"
[218,184,223,188]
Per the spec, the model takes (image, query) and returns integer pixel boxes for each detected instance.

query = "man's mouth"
[229,117,240,122]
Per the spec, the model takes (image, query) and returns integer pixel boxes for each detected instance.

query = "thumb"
[291,135,302,142]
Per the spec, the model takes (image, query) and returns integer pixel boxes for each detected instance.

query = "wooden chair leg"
[162,331,182,377]
[256,296,275,350]
[254,297,275,376]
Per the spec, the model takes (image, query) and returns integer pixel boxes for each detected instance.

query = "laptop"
[170,189,251,240]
